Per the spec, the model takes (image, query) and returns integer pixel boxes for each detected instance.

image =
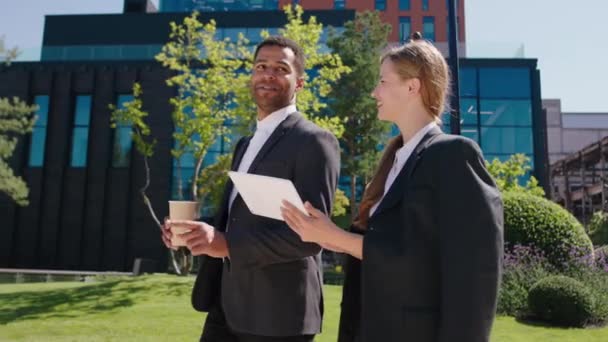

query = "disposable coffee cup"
[168,201,200,247]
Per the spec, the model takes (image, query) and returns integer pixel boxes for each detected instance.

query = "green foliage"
[109,83,156,158]
[331,188,349,218]
[486,154,545,196]
[0,97,37,206]
[155,12,248,201]
[596,245,608,264]
[326,11,392,219]
[497,246,554,316]
[588,211,608,246]
[197,153,232,211]
[0,35,20,65]
[503,191,593,266]
[528,275,595,327]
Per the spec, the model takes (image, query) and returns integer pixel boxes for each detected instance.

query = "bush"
[588,212,608,246]
[497,245,553,316]
[596,245,608,267]
[503,191,593,266]
[528,275,595,327]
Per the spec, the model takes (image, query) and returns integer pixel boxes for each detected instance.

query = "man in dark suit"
[163,36,340,342]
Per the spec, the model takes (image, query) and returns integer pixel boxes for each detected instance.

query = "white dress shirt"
[228,104,297,212]
[369,121,437,216]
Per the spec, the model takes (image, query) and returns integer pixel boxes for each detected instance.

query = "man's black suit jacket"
[191,112,340,337]
[338,126,503,342]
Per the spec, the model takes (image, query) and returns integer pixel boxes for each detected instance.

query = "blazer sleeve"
[226,129,340,270]
[437,139,504,342]
[338,225,365,342]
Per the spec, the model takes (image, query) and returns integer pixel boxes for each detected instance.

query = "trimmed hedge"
[528,275,595,327]
[503,191,593,265]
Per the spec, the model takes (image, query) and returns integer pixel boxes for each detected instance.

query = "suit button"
[369,226,374,231]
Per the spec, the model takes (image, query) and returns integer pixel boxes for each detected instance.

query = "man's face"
[251,45,303,116]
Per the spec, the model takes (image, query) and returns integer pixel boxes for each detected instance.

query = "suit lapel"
[216,136,251,231]
[247,112,302,173]
[231,136,251,171]
[370,126,443,219]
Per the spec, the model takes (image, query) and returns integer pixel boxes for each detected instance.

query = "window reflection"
[70,96,91,167]
[112,95,134,168]
[29,96,49,167]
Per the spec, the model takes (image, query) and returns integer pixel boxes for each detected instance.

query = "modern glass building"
[160,0,279,12]
[346,59,545,203]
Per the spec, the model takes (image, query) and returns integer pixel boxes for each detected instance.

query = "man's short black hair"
[253,36,305,76]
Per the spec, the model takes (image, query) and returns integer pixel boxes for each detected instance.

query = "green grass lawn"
[0,275,607,341]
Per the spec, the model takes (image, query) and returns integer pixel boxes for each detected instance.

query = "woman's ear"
[407,78,422,94]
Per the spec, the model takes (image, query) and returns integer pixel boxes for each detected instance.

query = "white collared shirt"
[369,121,437,216]
[228,104,297,211]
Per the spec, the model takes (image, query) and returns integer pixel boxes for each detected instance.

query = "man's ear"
[295,76,305,92]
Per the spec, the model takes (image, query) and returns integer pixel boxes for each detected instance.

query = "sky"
[0,0,607,112]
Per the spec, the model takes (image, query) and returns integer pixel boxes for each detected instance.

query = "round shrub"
[503,191,593,265]
[588,212,608,246]
[528,275,595,327]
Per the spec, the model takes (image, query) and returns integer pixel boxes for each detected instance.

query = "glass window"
[335,0,346,9]
[480,127,533,154]
[440,111,451,132]
[399,17,411,42]
[479,68,531,99]
[422,0,429,11]
[28,96,50,167]
[246,28,263,44]
[70,96,91,167]
[375,0,386,11]
[203,151,220,167]
[41,46,64,61]
[423,16,435,42]
[459,67,477,97]
[399,0,411,10]
[460,98,478,126]
[64,46,92,60]
[112,95,134,167]
[223,28,243,42]
[249,0,264,9]
[479,99,532,126]
[461,126,479,144]
[122,45,150,60]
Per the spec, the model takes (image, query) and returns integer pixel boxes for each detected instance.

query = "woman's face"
[371,59,412,123]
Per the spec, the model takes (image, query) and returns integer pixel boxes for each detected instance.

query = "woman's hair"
[353,32,450,230]
[382,32,450,120]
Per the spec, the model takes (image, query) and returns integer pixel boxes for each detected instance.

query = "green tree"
[1,36,37,206]
[486,153,545,197]
[326,11,392,220]
[111,13,248,275]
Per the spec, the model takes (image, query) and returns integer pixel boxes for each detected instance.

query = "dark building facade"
[0,61,174,272]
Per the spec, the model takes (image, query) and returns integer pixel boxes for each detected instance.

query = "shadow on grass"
[0,276,193,325]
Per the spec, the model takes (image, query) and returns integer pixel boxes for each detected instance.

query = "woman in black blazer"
[281,34,503,342]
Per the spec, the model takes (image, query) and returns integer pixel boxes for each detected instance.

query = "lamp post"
[447,0,461,135]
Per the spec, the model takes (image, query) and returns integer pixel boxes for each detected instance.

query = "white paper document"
[228,171,307,221]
